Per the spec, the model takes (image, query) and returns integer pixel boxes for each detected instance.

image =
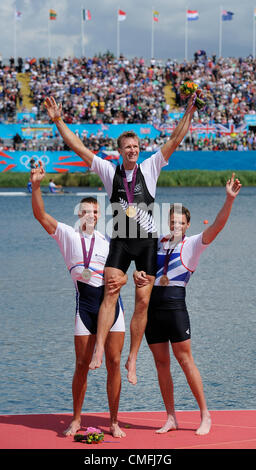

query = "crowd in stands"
[0,57,22,122]
[0,52,256,151]
[170,51,256,127]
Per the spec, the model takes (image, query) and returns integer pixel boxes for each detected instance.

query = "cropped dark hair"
[80,196,98,205]
[169,204,191,223]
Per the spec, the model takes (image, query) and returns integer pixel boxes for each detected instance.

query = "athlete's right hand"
[107,273,128,294]
[44,96,62,122]
[31,161,45,185]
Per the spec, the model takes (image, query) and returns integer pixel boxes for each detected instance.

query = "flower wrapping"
[74,427,104,444]
[180,81,205,110]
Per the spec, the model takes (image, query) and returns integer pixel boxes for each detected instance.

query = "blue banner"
[244,115,256,126]
[0,119,251,141]
[0,123,160,140]
[17,112,37,122]
[0,150,255,173]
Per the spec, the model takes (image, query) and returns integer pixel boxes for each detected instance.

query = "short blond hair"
[117,131,139,149]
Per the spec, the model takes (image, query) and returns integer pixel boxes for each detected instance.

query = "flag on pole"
[187,10,199,21]
[49,9,57,20]
[82,9,91,21]
[15,11,22,21]
[153,10,159,22]
[254,8,256,19]
[118,10,126,21]
[222,10,234,21]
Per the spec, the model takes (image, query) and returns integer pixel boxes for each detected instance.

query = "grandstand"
[0,53,256,162]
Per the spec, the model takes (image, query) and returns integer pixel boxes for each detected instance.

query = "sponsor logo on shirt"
[134,183,142,194]
[117,183,142,195]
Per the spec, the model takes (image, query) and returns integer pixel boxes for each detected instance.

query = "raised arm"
[161,92,199,161]
[44,96,95,167]
[31,162,57,235]
[202,173,242,245]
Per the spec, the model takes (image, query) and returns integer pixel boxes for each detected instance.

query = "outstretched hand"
[30,161,45,186]
[44,96,62,122]
[187,88,204,112]
[226,173,242,199]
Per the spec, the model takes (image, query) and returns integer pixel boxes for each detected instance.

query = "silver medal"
[82,268,91,281]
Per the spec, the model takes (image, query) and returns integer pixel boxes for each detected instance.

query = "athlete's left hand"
[186,88,201,112]
[30,160,45,185]
[226,173,242,199]
[133,270,150,288]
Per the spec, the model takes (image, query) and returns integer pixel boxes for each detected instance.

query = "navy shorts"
[145,286,191,344]
[76,281,122,335]
[105,237,158,276]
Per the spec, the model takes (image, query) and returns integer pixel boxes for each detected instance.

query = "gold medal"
[159,275,169,286]
[82,268,91,281]
[121,164,138,219]
[126,205,136,218]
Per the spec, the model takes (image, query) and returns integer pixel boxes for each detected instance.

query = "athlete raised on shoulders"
[44,90,202,385]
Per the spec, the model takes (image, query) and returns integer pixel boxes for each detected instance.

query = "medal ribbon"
[121,164,138,204]
[162,236,185,275]
[81,235,95,269]
[163,248,174,276]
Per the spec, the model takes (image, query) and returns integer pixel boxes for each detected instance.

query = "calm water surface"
[0,185,255,415]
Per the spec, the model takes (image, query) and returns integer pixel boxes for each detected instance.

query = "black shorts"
[105,237,158,276]
[145,286,191,344]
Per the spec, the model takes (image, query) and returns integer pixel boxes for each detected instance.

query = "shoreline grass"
[0,170,256,188]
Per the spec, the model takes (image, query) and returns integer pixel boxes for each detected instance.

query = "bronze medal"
[159,275,169,286]
[126,205,136,218]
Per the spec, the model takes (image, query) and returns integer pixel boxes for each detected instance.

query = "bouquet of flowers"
[74,427,104,444]
[180,81,205,110]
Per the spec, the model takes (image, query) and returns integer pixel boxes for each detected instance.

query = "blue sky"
[1,0,256,61]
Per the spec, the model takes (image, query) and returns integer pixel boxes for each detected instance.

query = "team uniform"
[145,233,208,344]
[51,222,125,335]
[91,150,168,275]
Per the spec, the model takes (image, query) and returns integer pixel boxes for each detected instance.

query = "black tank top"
[110,164,158,239]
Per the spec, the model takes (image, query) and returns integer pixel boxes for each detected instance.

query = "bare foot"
[89,347,103,370]
[195,413,211,435]
[63,419,81,436]
[125,357,137,385]
[110,423,126,438]
[156,414,178,433]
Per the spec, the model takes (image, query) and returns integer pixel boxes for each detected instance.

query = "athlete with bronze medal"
[159,239,181,286]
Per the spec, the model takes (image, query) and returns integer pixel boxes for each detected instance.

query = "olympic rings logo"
[19,154,50,169]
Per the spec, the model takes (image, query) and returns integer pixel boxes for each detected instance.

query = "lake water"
[0,185,255,415]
